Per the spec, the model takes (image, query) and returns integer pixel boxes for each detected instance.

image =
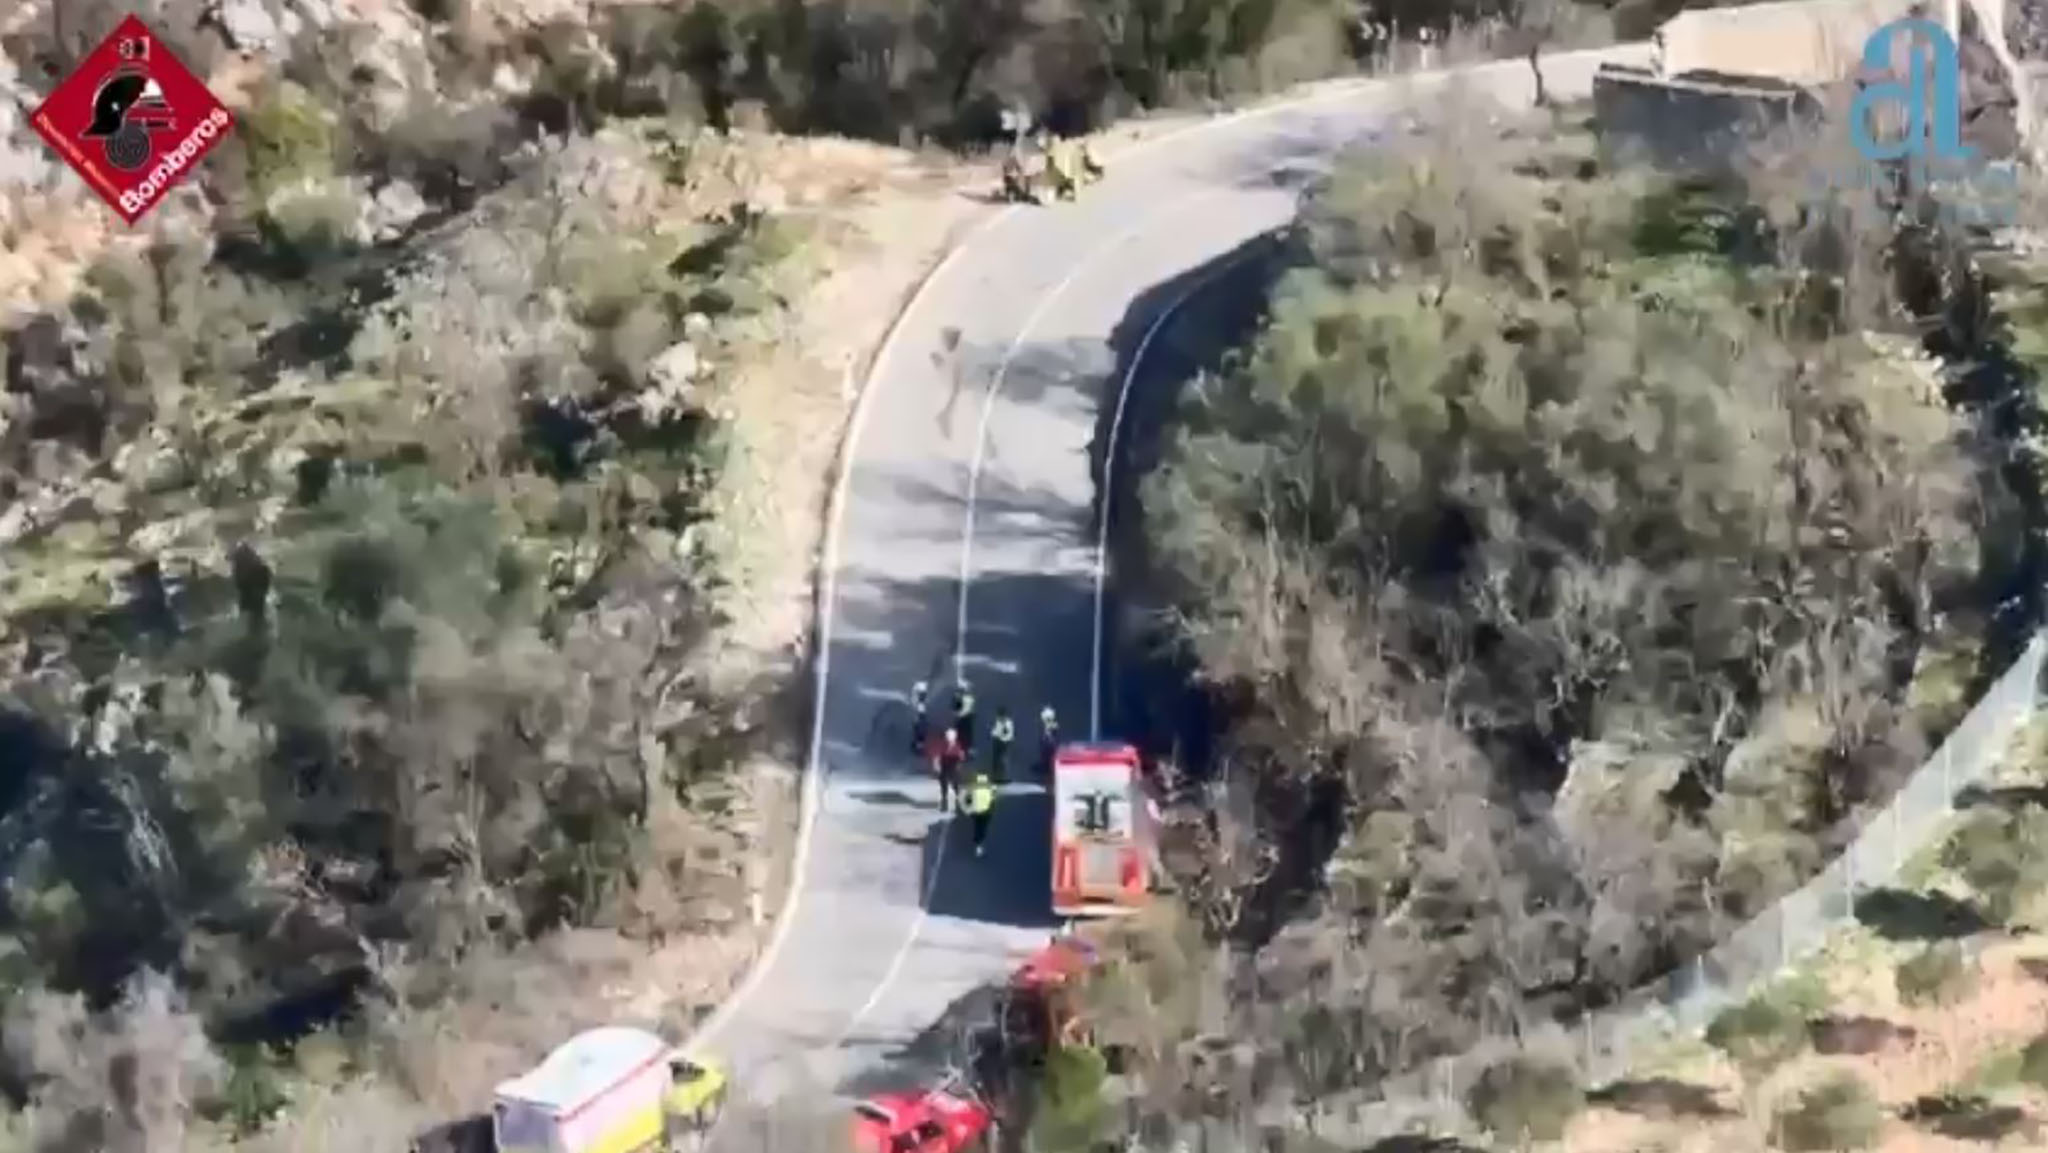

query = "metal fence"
[1278,631,2048,1143]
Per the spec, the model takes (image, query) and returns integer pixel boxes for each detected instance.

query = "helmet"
[914,679,929,694]
[946,728,958,741]
[1041,706,1056,723]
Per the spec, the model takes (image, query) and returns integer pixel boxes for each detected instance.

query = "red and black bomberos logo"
[31,15,235,225]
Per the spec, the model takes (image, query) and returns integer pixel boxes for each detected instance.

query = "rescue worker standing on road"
[1079,140,1104,185]
[989,706,1015,781]
[966,771,996,857]
[932,727,967,811]
[1038,705,1060,776]
[954,681,978,755]
[910,679,931,757]
[1046,139,1076,201]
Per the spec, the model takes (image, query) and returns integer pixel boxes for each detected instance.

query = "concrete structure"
[1653,0,1921,83]
[1594,64,1821,171]
[1642,0,2038,163]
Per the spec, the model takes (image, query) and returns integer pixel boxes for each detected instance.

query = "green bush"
[1940,805,2048,924]
[1775,1072,1884,1151]
[1467,1056,1584,1146]
[241,81,339,201]
[1895,942,1975,1009]
[215,1044,291,1135]
[259,184,363,272]
[1706,992,1811,1074]
[1032,1044,1115,1153]
[2018,1033,2048,1090]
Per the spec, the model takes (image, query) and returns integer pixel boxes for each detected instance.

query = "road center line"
[694,40,1651,1097]
[837,188,1236,1052]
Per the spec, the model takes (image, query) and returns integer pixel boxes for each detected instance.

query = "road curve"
[692,43,1653,1113]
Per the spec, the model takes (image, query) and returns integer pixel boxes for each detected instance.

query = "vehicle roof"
[1054,741,1139,765]
[862,1090,928,1115]
[493,1026,671,1114]
[1012,937,1097,987]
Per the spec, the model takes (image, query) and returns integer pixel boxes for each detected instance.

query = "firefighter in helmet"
[965,770,996,857]
[988,706,1016,782]
[909,679,931,757]
[1037,705,1060,776]
[953,680,978,754]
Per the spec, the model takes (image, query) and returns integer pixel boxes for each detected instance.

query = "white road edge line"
[686,205,1025,1054]
[1089,237,1277,740]
[953,191,1230,669]
[846,188,1233,1050]
[687,37,1646,1075]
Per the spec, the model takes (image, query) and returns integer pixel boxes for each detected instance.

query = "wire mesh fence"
[1288,631,2048,1143]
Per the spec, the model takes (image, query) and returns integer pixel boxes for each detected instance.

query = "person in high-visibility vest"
[965,771,996,857]
[1046,140,1077,201]
[988,707,1015,781]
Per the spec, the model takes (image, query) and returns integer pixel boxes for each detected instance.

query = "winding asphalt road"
[690,43,1653,1121]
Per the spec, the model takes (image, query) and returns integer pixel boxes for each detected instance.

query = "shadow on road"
[1089,227,1290,771]
[848,787,927,808]
[835,978,1009,1098]
[917,790,1060,929]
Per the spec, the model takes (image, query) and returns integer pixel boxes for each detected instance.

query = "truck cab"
[1050,742,1154,918]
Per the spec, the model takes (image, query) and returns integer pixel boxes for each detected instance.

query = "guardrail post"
[1942,740,1954,814]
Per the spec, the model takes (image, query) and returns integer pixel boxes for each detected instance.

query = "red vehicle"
[850,1083,995,1153]
[1001,936,1100,1058]
[1050,742,1156,918]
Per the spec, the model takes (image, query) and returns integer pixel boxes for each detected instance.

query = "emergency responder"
[1079,141,1104,185]
[988,707,1015,781]
[1037,705,1059,776]
[1046,139,1077,201]
[966,770,996,857]
[932,727,967,811]
[953,681,978,754]
[909,679,931,756]
[1001,150,1032,203]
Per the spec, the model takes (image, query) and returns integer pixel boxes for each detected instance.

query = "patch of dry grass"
[1566,717,2048,1152]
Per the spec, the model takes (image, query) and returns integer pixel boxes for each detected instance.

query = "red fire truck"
[1049,742,1156,919]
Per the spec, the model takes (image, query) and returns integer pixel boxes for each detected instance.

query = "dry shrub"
[1775,1071,1885,1151]
[1467,1055,1585,1145]
[232,1076,436,1153]
[0,972,224,1153]
[362,930,643,1120]
[1895,942,1976,1009]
